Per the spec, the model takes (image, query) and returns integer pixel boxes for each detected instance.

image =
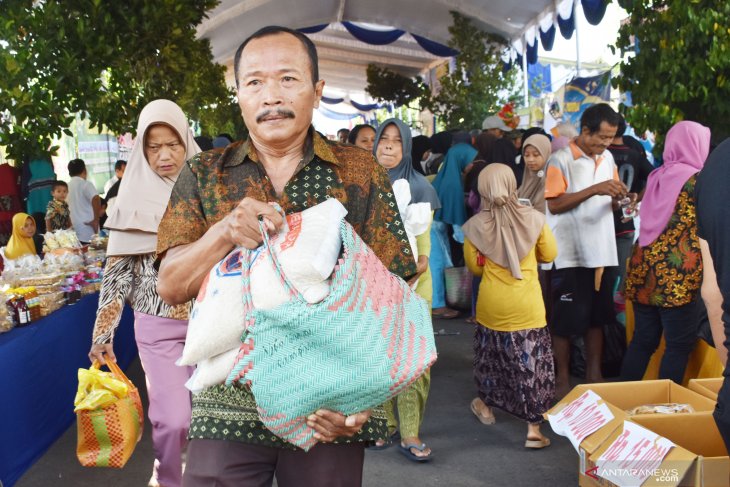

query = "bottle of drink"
[17,296,30,326]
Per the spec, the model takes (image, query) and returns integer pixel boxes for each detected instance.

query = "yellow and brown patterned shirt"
[156,127,416,448]
[625,176,702,307]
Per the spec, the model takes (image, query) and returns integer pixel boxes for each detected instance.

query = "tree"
[614,1,730,144]
[365,64,428,109]
[0,0,239,163]
[365,12,519,130]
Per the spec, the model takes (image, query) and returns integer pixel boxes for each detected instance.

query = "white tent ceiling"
[198,0,561,96]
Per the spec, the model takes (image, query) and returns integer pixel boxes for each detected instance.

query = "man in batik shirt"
[156,26,416,487]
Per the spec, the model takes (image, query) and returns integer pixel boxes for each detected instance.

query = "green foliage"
[614,1,730,143]
[426,12,520,130]
[365,12,519,130]
[366,64,429,108]
[0,0,237,162]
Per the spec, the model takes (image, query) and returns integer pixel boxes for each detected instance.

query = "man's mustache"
[256,109,295,124]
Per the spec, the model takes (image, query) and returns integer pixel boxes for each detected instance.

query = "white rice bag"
[185,347,240,394]
[178,199,348,366]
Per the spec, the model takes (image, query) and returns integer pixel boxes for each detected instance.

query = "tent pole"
[522,44,528,108]
[575,0,581,76]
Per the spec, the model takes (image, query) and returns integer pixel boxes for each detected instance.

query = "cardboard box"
[547,387,628,486]
[551,381,720,486]
[573,380,716,414]
[631,413,730,487]
[688,378,723,402]
[583,418,697,487]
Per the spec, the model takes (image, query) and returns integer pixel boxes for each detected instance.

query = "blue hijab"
[373,119,441,210]
[432,143,477,226]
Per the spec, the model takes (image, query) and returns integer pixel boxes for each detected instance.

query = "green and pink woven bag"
[226,217,437,450]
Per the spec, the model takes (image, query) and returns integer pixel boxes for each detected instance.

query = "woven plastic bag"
[76,360,143,468]
[179,199,346,366]
[444,266,472,310]
[226,219,437,450]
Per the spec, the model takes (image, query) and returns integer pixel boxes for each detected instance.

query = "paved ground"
[16,317,579,487]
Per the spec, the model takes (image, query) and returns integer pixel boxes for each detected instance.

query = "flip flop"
[432,307,459,319]
[525,437,551,449]
[398,442,433,463]
[470,398,496,425]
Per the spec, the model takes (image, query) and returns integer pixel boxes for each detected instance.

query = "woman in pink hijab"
[621,120,711,384]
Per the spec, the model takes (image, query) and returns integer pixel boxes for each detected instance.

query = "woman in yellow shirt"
[463,164,557,449]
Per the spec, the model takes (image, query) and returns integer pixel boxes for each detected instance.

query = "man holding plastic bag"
[156,26,418,487]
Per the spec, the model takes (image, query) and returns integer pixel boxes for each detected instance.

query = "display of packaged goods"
[0,246,108,331]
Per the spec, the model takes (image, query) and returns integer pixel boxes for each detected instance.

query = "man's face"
[580,122,618,157]
[337,130,349,144]
[115,164,126,179]
[236,33,324,147]
[485,128,504,138]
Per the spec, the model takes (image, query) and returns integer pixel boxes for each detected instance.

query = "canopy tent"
[198,0,610,101]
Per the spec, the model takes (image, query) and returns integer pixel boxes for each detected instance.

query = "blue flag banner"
[527,63,552,98]
[562,71,611,127]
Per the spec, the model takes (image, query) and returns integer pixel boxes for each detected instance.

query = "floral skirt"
[473,325,555,423]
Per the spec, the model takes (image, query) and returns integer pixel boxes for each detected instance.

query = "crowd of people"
[1,23,729,487]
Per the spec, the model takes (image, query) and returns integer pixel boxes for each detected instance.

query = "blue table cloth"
[0,294,137,487]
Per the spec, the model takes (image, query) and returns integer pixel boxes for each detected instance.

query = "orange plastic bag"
[75,360,143,468]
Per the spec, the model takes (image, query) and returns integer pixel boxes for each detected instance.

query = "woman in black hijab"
[411,135,432,175]
[424,131,453,175]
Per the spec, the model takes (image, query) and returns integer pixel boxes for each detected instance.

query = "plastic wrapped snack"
[0,293,14,333]
[89,234,109,250]
[18,273,65,288]
[43,229,83,252]
[627,403,696,415]
[39,291,65,317]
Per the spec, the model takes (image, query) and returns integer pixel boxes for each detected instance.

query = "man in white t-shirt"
[67,158,101,244]
[544,104,634,397]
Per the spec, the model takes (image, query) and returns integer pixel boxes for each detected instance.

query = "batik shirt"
[45,199,71,231]
[156,127,416,448]
[625,177,702,307]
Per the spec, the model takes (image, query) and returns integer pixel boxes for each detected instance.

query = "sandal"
[432,307,459,319]
[470,398,496,425]
[525,436,551,449]
[398,442,433,463]
[367,431,400,451]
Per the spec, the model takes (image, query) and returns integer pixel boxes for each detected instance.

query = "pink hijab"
[638,121,710,247]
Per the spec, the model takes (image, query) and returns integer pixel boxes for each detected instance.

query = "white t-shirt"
[68,176,98,242]
[544,142,619,270]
